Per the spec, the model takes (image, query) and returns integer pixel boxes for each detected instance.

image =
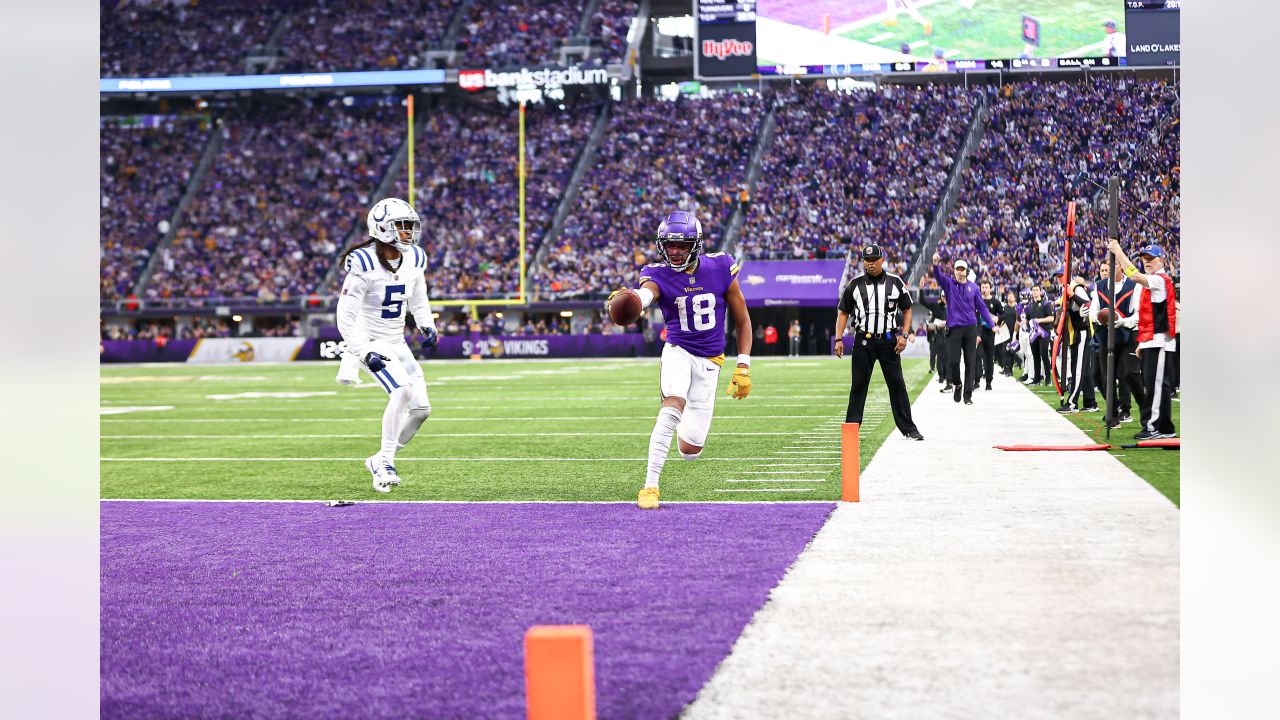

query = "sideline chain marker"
[841,422,860,502]
[525,625,595,720]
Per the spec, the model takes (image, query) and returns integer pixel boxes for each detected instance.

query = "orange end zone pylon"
[841,423,860,502]
[525,625,596,720]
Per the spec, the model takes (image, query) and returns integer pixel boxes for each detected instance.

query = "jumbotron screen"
[745,1,1178,76]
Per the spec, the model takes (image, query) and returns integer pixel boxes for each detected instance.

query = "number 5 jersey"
[336,243,434,357]
[639,252,741,359]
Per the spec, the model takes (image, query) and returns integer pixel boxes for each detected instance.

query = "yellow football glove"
[604,287,626,312]
[727,366,751,400]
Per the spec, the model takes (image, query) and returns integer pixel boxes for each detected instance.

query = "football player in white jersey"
[335,198,438,493]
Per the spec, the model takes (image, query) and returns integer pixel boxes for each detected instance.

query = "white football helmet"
[367,198,421,254]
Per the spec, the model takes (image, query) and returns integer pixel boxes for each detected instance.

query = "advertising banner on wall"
[187,337,307,364]
[100,339,199,363]
[309,334,649,361]
[737,260,846,306]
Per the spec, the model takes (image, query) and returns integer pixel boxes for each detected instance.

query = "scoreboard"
[696,1,1179,79]
[696,1,758,78]
[1124,1,1181,66]
[698,1,756,25]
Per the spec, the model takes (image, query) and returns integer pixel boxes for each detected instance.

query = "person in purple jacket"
[607,211,754,509]
[930,252,995,404]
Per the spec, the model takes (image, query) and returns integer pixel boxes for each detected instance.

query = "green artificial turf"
[840,0,1122,61]
[101,357,932,502]
[1027,383,1180,507]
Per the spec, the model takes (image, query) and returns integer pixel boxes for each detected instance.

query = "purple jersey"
[639,252,740,358]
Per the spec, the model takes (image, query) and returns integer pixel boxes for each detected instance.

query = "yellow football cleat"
[637,487,660,510]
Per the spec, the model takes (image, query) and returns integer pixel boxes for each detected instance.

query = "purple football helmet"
[655,210,703,271]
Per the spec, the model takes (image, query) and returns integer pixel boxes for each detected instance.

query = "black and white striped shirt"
[838,271,912,336]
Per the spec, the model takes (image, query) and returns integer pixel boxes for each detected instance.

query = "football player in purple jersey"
[606,210,753,509]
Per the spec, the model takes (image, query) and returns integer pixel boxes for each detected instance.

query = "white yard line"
[101,415,846,423]
[713,488,815,493]
[741,471,834,475]
[102,431,821,440]
[100,498,836,505]
[685,379,1178,720]
[101,456,834,462]
[726,479,827,484]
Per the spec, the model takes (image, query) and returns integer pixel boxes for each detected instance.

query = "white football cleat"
[382,458,400,486]
[366,455,392,493]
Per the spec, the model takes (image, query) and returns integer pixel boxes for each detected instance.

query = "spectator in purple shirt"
[930,251,993,405]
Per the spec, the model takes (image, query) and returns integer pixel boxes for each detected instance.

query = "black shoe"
[941,384,954,393]
[1134,429,1159,441]
[964,398,973,405]
[1119,413,1134,424]
[904,430,924,441]
[1081,405,1099,413]
[1057,405,1079,414]
[953,385,962,403]
[985,382,993,391]
[1105,419,1123,429]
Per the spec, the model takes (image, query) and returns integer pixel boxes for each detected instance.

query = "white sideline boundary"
[685,378,1179,719]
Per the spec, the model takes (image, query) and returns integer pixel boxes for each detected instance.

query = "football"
[608,288,643,325]
[1097,307,1112,324]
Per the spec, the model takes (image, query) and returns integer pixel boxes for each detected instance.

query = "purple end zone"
[102,502,833,719]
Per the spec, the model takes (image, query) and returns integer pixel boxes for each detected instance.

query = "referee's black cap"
[860,244,883,260]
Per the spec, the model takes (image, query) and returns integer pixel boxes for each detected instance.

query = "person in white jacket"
[335,198,438,493]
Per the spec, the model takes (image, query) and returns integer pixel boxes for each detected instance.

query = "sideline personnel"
[1107,240,1178,440]
[930,252,995,404]
[834,244,923,441]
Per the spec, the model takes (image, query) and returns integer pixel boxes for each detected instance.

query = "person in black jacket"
[922,292,950,389]
[1059,274,1098,413]
[974,279,1003,391]
[1024,285,1055,385]
[998,290,1019,377]
[1091,262,1144,428]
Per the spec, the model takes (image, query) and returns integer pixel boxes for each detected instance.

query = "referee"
[834,244,924,441]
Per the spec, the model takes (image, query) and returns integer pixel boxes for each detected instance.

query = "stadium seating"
[738,82,978,279]
[275,0,459,73]
[387,100,599,300]
[100,0,283,77]
[100,118,210,301]
[584,0,640,63]
[100,75,1179,310]
[144,100,402,304]
[934,76,1180,295]
[535,93,764,299]
[458,0,587,68]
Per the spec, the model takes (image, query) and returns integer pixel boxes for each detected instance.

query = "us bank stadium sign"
[457,65,614,91]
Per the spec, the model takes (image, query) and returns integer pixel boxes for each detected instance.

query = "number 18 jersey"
[639,252,740,358]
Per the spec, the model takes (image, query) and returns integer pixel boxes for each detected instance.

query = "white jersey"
[336,243,435,358]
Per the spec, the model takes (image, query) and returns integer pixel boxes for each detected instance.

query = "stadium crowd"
[275,0,459,73]
[100,0,283,77]
[101,118,211,301]
[388,100,598,300]
[459,0,585,68]
[739,82,977,277]
[535,93,763,298]
[585,0,639,63]
[933,75,1180,296]
[144,100,402,304]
